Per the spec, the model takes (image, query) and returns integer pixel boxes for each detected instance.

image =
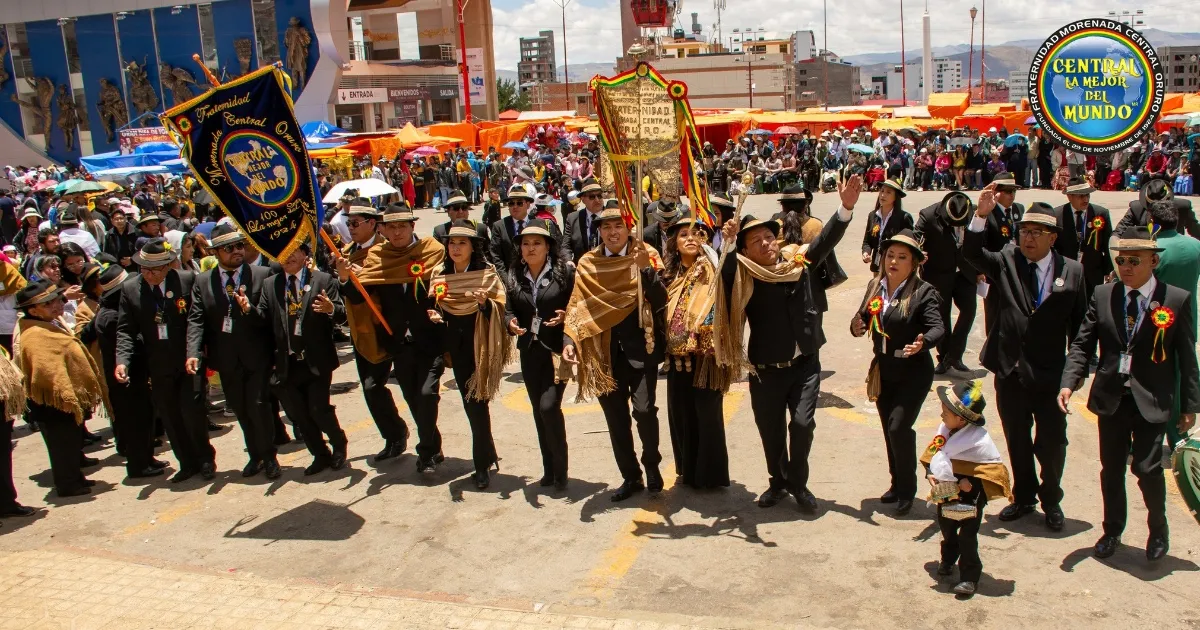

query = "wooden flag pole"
[187,54,392,336]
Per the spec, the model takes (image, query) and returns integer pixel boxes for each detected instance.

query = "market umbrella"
[321,178,398,203]
[1188,113,1200,128]
[746,129,773,136]
[1004,133,1028,147]
[411,145,439,157]
[32,179,57,192]
[774,126,802,136]
[53,178,83,194]
[63,180,107,195]
[846,143,875,155]
[503,141,529,150]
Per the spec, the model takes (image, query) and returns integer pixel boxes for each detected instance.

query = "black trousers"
[274,360,346,462]
[933,275,977,365]
[665,362,729,488]
[596,350,662,482]
[0,334,11,355]
[1,417,18,509]
[150,371,213,472]
[520,345,568,481]
[446,340,497,474]
[939,486,987,583]
[353,351,409,443]
[875,356,934,501]
[107,374,155,473]
[394,344,445,462]
[30,401,86,494]
[994,374,1068,509]
[217,362,276,463]
[1038,161,1053,189]
[749,353,820,494]
[1099,392,1168,538]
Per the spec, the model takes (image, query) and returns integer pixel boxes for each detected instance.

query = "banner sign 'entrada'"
[1028,19,1164,154]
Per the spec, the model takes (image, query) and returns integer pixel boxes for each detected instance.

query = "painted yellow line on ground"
[826,407,869,425]
[122,498,207,537]
[574,391,744,603]
[501,385,604,416]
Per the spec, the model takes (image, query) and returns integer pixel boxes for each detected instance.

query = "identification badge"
[0,282,6,291]
[1054,277,1065,288]
[222,316,233,333]
[293,319,303,336]
[1118,352,1132,375]
[530,316,542,335]
[157,324,169,340]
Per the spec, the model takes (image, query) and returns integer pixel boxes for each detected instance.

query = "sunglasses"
[220,243,246,253]
[582,193,602,200]
[1114,255,1145,266]
[507,200,529,207]
[346,219,371,228]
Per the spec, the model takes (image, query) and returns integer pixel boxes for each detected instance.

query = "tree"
[497,78,530,112]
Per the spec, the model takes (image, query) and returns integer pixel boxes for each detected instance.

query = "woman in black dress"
[850,228,944,514]
[503,219,574,490]
[860,179,914,273]
[427,220,511,489]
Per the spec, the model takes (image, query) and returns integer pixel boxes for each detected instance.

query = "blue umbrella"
[746,129,773,136]
[1004,133,1028,147]
[846,143,875,155]
[503,141,530,150]
[53,179,82,194]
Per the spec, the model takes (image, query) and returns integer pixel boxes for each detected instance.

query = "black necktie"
[152,285,164,301]
[1126,289,1140,341]
[289,275,300,303]
[1026,262,1040,307]
[1076,211,1085,242]
[587,215,599,247]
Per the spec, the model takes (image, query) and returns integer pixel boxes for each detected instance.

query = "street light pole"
[900,0,907,105]
[967,6,976,101]
[823,0,829,111]
[456,0,473,121]
[748,58,753,107]
[553,0,573,110]
[979,0,986,103]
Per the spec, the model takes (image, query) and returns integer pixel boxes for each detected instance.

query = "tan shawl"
[72,298,112,418]
[0,260,26,298]
[17,317,105,423]
[344,237,446,364]
[0,348,25,420]
[919,451,1013,502]
[563,251,643,400]
[665,255,733,391]
[428,265,514,401]
[713,243,810,378]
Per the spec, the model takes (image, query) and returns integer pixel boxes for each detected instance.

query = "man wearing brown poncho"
[563,204,667,502]
[715,175,862,512]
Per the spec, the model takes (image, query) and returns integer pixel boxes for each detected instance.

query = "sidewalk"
[0,548,750,630]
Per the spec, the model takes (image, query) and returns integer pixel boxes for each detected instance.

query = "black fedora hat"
[99,263,130,298]
[132,237,179,268]
[736,214,780,250]
[778,183,813,207]
[648,200,683,224]
[879,228,925,261]
[940,191,974,226]
[936,380,987,426]
[208,223,247,249]
[1110,224,1164,253]
[1018,202,1060,232]
[1063,177,1095,195]
[15,280,64,310]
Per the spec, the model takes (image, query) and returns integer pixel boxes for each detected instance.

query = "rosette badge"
[1029,19,1164,154]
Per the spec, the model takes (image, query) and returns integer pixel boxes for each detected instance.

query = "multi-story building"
[794,51,862,108]
[518,30,557,86]
[1008,69,1029,104]
[1159,45,1200,91]
[931,57,962,93]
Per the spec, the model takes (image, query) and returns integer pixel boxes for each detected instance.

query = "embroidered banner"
[161,65,319,262]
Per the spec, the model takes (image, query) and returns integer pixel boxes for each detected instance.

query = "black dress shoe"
[538,475,555,487]
[795,490,820,513]
[264,460,282,480]
[646,468,664,493]
[1045,506,1065,531]
[304,459,330,476]
[170,469,197,483]
[433,452,446,464]
[757,487,789,508]
[207,421,221,432]
[416,457,437,474]
[81,479,97,487]
[200,462,216,481]
[149,459,169,470]
[1093,534,1120,559]
[610,479,644,502]
[330,451,347,471]
[241,460,264,478]
[1146,535,1169,561]
[273,432,292,447]
[80,456,100,468]
[152,438,163,448]
[880,489,898,504]
[0,504,37,517]
[127,467,164,479]
[554,477,568,491]
[473,470,490,490]
[937,561,955,576]
[949,360,971,373]
[934,362,949,375]
[998,503,1037,521]
[896,499,914,515]
[952,581,976,597]
[375,440,403,462]
[56,487,91,498]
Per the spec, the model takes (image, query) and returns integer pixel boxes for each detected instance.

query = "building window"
[799,69,806,76]
[252,0,280,66]
[1175,78,1185,86]
[198,4,220,75]
[61,20,81,74]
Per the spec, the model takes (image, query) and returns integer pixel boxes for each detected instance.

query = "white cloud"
[490,0,1200,68]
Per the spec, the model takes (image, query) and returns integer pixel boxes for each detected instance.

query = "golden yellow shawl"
[344,237,447,364]
[713,243,809,378]
[73,298,112,418]
[342,242,390,364]
[428,265,513,401]
[17,317,105,423]
[0,260,26,298]
[665,255,733,391]
[0,347,25,420]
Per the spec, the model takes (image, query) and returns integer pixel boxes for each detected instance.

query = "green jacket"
[1154,229,1200,335]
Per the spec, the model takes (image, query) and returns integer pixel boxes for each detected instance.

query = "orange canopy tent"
[873,116,951,132]
[928,92,971,121]
[693,114,752,148]
[953,114,1005,132]
[425,122,478,150]
[498,109,521,121]
[478,122,532,154]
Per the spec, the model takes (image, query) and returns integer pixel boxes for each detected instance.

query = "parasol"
[846,143,875,155]
[411,145,440,157]
[746,129,773,136]
[62,180,108,195]
[1004,133,1028,147]
[321,178,398,203]
[53,178,83,194]
[32,180,57,192]
[774,126,802,136]
[503,141,530,150]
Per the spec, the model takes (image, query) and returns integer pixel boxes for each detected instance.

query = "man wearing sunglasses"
[965,186,1087,533]
[1059,224,1198,563]
[184,224,279,480]
[562,177,605,262]
[433,190,492,264]
[489,184,561,267]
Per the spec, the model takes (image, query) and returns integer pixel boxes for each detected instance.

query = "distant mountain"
[859,45,1036,87]
[495,63,618,86]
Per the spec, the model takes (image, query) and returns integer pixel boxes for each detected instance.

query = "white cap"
[988,127,997,132]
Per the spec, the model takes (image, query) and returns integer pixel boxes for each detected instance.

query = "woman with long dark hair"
[503,218,574,489]
[850,229,944,515]
[104,207,138,269]
[861,179,914,273]
[14,206,42,257]
[426,219,511,489]
[661,218,732,489]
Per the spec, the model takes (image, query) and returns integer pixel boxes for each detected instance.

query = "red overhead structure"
[629,0,674,27]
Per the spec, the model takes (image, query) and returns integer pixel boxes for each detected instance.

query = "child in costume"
[921,380,1012,598]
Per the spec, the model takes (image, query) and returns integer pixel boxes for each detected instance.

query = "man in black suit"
[185,224,278,479]
[1116,178,1200,238]
[720,175,861,512]
[979,172,1024,331]
[1053,177,1113,300]
[562,206,668,502]
[258,243,349,476]
[489,185,540,267]
[1059,225,1199,562]
[964,190,1087,531]
[562,177,605,262]
[914,191,980,374]
[640,200,681,254]
[432,190,491,263]
[115,238,214,483]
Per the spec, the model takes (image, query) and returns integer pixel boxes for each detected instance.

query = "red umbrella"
[411,145,439,157]
[774,125,802,136]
